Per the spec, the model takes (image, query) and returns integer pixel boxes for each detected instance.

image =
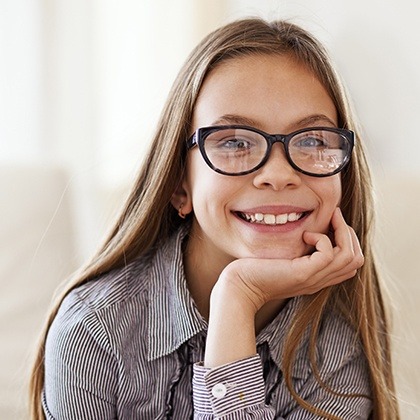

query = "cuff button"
[211,383,227,399]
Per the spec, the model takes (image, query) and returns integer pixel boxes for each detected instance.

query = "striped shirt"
[42,225,372,419]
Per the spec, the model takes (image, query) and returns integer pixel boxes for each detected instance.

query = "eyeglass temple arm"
[186,133,198,149]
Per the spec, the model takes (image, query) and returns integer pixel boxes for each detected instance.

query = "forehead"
[192,53,337,133]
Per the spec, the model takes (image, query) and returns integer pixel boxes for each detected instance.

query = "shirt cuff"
[193,355,266,417]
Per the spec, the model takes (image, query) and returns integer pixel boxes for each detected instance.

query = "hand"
[216,207,364,315]
[204,207,363,367]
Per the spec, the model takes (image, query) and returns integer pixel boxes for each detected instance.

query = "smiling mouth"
[236,211,309,225]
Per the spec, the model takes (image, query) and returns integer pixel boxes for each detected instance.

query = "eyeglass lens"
[202,127,351,175]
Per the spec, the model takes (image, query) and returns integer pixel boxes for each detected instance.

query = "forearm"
[204,271,259,368]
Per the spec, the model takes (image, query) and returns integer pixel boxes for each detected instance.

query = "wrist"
[209,275,257,322]
[212,261,266,315]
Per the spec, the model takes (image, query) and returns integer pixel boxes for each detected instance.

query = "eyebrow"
[210,114,259,127]
[293,114,337,129]
[210,113,337,132]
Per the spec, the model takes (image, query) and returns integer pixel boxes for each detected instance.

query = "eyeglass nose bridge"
[262,133,291,159]
[256,133,295,172]
[265,133,289,149]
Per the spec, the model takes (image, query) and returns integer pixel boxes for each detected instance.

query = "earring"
[178,203,186,219]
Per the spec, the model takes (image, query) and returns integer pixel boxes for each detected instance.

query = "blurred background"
[1,0,419,417]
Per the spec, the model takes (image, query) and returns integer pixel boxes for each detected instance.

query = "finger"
[301,216,358,287]
[312,271,357,292]
[350,227,364,262]
[330,210,364,275]
[330,207,354,255]
[303,230,333,254]
[316,228,364,284]
[347,227,364,269]
[331,217,364,271]
[301,231,334,268]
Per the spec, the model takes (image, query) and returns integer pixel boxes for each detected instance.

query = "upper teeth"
[241,212,303,225]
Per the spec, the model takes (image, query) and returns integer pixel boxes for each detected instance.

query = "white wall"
[0,0,43,159]
[227,0,420,176]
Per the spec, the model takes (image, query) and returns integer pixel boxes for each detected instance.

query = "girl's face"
[179,54,341,270]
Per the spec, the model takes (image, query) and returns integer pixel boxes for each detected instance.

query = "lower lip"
[233,212,311,233]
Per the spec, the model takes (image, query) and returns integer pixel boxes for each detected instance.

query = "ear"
[170,178,193,217]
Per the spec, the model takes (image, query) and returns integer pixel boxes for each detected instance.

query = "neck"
[183,236,222,320]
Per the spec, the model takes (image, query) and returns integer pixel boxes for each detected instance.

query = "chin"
[246,244,312,260]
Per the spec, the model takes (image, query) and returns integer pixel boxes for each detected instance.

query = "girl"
[30,18,399,419]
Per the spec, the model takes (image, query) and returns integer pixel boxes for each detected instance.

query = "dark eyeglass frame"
[187,124,355,177]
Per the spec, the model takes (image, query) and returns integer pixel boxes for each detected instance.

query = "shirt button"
[211,383,227,399]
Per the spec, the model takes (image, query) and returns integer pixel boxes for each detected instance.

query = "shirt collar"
[147,224,207,361]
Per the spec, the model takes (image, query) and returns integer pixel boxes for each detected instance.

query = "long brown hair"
[29,18,399,419]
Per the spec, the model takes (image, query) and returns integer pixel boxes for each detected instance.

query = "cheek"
[332,177,342,205]
[314,176,342,206]
[185,155,231,212]
[307,176,342,230]
[189,178,237,216]
[187,149,247,191]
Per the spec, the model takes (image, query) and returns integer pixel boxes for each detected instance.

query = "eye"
[295,136,327,148]
[219,137,254,150]
[204,128,264,157]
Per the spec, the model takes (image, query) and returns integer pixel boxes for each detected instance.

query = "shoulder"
[316,309,367,377]
[286,306,369,391]
[47,254,154,356]
[320,310,363,352]
[273,299,366,379]
[73,253,153,311]
[68,224,189,313]
[46,223,188,350]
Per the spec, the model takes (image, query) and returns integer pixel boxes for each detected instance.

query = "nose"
[252,144,302,190]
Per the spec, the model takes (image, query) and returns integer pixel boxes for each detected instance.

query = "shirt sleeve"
[42,291,118,420]
[192,350,371,419]
[192,355,276,419]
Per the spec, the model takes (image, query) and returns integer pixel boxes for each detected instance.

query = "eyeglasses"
[187,125,355,177]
